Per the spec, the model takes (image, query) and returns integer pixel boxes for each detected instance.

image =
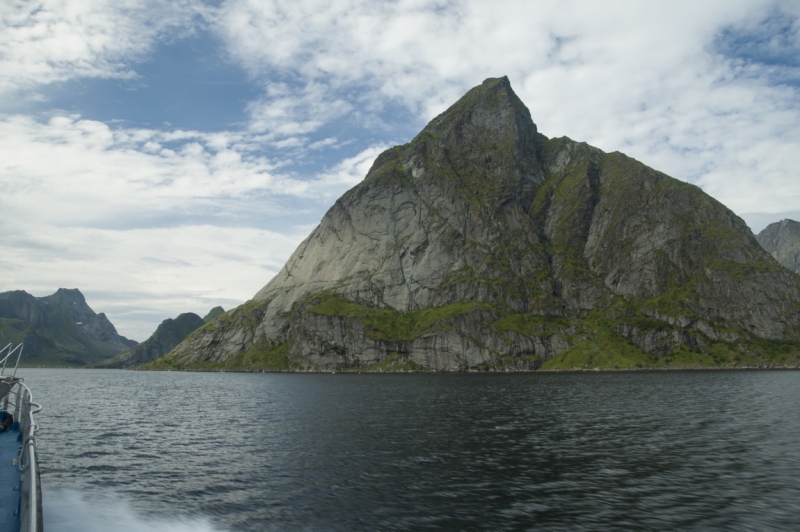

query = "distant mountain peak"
[757,219,800,274]
[203,306,225,323]
[49,287,88,304]
[98,312,205,369]
[0,287,135,365]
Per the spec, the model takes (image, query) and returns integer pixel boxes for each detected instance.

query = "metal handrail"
[11,343,23,380]
[6,377,41,532]
[0,343,19,373]
[1,343,41,531]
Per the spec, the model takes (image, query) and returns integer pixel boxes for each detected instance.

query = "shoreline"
[126,364,800,373]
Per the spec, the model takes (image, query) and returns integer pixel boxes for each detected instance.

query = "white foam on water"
[43,488,228,532]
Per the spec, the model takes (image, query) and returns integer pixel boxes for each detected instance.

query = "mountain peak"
[52,287,87,303]
[39,288,94,321]
[203,306,225,323]
[418,76,539,156]
[361,76,544,207]
[1,287,135,365]
[97,311,205,369]
[757,218,800,274]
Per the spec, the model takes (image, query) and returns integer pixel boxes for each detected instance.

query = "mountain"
[98,312,208,369]
[0,288,137,366]
[203,306,225,323]
[150,77,800,372]
[757,219,800,274]
[101,306,225,369]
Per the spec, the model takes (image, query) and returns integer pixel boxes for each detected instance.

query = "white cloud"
[246,81,353,137]
[308,137,338,150]
[313,143,389,198]
[0,112,388,224]
[0,113,314,228]
[0,0,206,100]
[215,0,800,222]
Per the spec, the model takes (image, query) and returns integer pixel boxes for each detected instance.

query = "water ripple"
[16,369,800,531]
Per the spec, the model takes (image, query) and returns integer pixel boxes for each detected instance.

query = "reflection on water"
[18,369,800,531]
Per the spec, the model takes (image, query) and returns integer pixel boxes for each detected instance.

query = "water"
[14,369,800,531]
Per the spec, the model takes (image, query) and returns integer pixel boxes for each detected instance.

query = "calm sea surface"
[14,368,800,531]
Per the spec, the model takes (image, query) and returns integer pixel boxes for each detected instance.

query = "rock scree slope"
[151,77,800,371]
[757,219,800,275]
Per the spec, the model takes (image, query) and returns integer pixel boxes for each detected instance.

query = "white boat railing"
[0,342,24,376]
[1,345,42,532]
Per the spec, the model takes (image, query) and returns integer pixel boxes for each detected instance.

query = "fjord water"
[18,369,800,531]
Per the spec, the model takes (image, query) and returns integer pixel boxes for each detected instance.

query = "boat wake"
[43,488,227,532]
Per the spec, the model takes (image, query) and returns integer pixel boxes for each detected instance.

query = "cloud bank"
[216,0,800,216]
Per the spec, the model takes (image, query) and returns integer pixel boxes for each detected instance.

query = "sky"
[2,0,800,341]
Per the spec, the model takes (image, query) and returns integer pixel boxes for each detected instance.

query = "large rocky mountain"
[0,288,137,366]
[99,306,225,369]
[757,219,800,274]
[151,77,800,372]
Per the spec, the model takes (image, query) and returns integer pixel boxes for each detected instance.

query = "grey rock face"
[164,77,800,371]
[757,219,800,274]
[0,291,45,326]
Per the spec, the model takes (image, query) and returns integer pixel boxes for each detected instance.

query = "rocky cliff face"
[0,288,137,365]
[100,312,206,369]
[757,219,800,274]
[154,77,800,372]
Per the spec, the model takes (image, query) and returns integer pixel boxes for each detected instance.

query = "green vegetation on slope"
[142,287,800,372]
[140,299,288,371]
[308,292,800,370]
[144,341,293,372]
[309,293,491,342]
[493,313,570,337]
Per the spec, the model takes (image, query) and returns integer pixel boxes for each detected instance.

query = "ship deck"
[0,426,21,532]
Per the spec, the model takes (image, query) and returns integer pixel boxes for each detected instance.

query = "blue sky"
[39,30,260,131]
[1,0,800,340]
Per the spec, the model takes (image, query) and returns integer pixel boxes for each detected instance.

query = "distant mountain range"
[0,288,227,368]
[0,288,136,366]
[147,77,800,372]
[99,306,225,369]
[757,219,800,274]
